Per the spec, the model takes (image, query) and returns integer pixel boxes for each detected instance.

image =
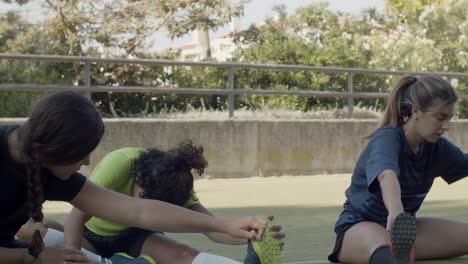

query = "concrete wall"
[2,118,468,178]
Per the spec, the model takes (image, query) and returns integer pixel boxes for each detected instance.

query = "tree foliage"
[40,0,249,56]
[229,1,467,113]
[0,11,57,116]
[0,0,466,117]
[385,0,446,17]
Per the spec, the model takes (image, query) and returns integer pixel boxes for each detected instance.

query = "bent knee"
[165,244,199,261]
[175,244,199,259]
[339,222,389,263]
[16,222,35,242]
[339,242,389,263]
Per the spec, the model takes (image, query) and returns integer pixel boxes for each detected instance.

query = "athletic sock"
[369,245,392,264]
[192,252,241,264]
[244,240,260,264]
[43,228,103,262]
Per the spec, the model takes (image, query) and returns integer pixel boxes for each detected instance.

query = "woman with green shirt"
[19,141,284,264]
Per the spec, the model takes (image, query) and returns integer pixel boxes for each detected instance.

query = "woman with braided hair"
[1,91,270,264]
[19,140,285,264]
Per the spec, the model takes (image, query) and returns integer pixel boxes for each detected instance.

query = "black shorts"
[83,226,161,258]
[328,223,357,263]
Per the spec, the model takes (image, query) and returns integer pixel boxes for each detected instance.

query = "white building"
[176,18,243,62]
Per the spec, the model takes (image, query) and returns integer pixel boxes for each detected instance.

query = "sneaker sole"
[391,213,416,264]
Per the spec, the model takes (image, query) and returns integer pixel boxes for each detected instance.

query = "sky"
[1,0,386,50]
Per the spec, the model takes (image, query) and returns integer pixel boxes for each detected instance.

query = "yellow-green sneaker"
[247,217,282,264]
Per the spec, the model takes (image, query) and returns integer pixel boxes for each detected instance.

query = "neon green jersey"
[84,147,200,236]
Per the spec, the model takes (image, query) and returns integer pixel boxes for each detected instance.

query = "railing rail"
[1,53,467,118]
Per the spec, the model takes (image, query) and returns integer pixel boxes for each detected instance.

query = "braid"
[26,163,44,257]
[15,91,105,258]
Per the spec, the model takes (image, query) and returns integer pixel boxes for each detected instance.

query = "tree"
[0,11,60,116]
[40,0,249,56]
[230,3,391,111]
[230,1,466,114]
[1,1,466,117]
[385,0,446,17]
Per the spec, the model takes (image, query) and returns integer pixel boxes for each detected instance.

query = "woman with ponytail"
[0,91,269,264]
[328,75,468,264]
[19,140,285,264]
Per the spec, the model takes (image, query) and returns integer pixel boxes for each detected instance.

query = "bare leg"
[337,221,389,264]
[17,217,62,241]
[139,233,199,264]
[16,217,96,252]
[139,233,242,264]
[415,217,468,260]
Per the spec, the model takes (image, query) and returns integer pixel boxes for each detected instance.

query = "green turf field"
[43,174,468,263]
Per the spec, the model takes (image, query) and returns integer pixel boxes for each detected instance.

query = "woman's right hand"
[386,210,404,231]
[223,216,267,241]
[32,246,98,264]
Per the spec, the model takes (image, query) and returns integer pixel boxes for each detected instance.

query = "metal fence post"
[228,67,234,118]
[84,61,91,99]
[347,72,354,119]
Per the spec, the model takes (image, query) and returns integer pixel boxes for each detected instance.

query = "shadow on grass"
[45,200,468,263]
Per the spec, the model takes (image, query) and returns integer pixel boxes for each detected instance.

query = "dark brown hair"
[17,91,104,257]
[370,75,457,137]
[134,140,208,207]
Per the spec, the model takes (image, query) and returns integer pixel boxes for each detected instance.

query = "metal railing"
[1,53,467,118]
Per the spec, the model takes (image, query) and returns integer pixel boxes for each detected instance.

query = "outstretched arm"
[64,207,92,251]
[188,203,247,245]
[70,180,266,240]
[378,169,404,231]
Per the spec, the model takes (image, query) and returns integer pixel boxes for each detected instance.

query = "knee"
[168,244,199,261]
[368,242,390,256]
[338,236,389,263]
[16,222,35,241]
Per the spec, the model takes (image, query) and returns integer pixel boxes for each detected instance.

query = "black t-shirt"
[0,125,87,244]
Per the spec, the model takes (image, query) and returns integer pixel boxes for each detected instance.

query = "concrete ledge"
[2,118,467,178]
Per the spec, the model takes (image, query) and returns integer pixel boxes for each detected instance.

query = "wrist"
[64,242,81,250]
[209,217,227,233]
[388,206,404,215]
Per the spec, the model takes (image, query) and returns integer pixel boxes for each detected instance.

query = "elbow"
[378,169,396,182]
[128,199,152,229]
[71,207,90,222]
[205,232,223,244]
